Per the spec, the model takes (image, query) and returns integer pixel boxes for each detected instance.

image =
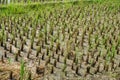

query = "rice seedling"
[1,55,4,63]
[36,65,45,75]
[9,71,13,80]
[27,71,32,80]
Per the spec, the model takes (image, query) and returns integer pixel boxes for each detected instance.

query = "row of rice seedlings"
[0,3,120,79]
[0,21,116,71]
[0,14,118,55]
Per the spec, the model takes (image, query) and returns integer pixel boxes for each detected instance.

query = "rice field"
[0,0,120,80]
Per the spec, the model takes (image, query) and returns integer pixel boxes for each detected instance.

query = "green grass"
[0,0,119,17]
[8,58,12,64]
[20,59,25,80]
